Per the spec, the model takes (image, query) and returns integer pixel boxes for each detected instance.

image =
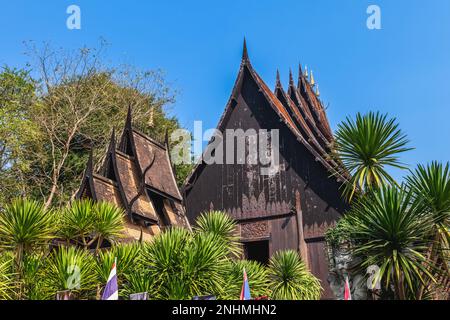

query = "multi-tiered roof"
[77,108,190,242]
[185,39,348,187]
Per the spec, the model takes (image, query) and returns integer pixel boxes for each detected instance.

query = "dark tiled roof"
[76,111,190,238]
[132,130,182,201]
[114,151,160,222]
[245,62,348,182]
[288,80,331,147]
[298,76,334,141]
[183,50,349,189]
[91,174,123,207]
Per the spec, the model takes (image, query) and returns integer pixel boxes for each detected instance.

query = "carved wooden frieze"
[304,221,336,239]
[240,220,269,240]
[225,191,292,221]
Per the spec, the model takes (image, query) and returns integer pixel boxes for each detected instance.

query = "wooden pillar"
[295,190,309,269]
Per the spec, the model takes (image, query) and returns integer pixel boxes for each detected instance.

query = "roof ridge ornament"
[289,68,294,86]
[298,63,303,85]
[304,65,309,79]
[310,70,316,87]
[110,128,116,149]
[275,69,282,88]
[87,148,94,175]
[315,84,320,97]
[242,37,249,63]
[125,104,133,129]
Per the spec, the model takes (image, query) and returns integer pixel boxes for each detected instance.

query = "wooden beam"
[295,190,310,269]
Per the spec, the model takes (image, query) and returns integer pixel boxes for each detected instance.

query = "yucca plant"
[142,227,229,299]
[406,162,450,299]
[20,253,56,300]
[0,253,16,300]
[96,242,142,298]
[44,246,97,299]
[0,199,55,263]
[267,250,322,300]
[333,112,412,201]
[195,211,242,258]
[58,199,95,246]
[224,259,269,299]
[0,198,55,298]
[92,201,125,251]
[59,200,125,252]
[345,185,436,299]
[122,267,153,299]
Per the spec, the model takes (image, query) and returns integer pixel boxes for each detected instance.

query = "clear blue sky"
[1,0,450,181]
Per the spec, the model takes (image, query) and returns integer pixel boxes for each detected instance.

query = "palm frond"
[267,250,322,300]
[333,112,413,201]
[346,185,436,299]
[195,210,242,257]
[0,198,55,252]
[93,201,125,245]
[224,259,269,299]
[44,246,97,299]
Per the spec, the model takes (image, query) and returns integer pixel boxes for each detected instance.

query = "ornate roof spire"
[315,84,320,97]
[86,148,94,175]
[298,63,303,86]
[109,128,116,151]
[289,68,294,86]
[125,104,133,129]
[242,37,249,63]
[304,65,309,78]
[310,70,316,86]
[275,69,282,88]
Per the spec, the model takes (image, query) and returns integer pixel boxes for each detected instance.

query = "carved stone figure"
[327,242,368,300]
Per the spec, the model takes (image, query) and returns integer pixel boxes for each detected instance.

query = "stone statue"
[327,242,368,300]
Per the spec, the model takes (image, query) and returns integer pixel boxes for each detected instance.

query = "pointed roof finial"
[125,104,133,128]
[275,69,281,88]
[289,68,294,86]
[315,84,320,97]
[86,147,94,174]
[304,65,309,78]
[109,128,116,151]
[310,70,316,86]
[298,63,303,88]
[242,37,249,63]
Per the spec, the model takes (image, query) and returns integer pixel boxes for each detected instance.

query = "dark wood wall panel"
[269,215,298,255]
[307,240,333,299]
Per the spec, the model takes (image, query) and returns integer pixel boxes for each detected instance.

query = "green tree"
[0,67,40,207]
[19,42,188,208]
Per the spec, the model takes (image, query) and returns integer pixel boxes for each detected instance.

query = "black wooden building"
[183,41,349,298]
